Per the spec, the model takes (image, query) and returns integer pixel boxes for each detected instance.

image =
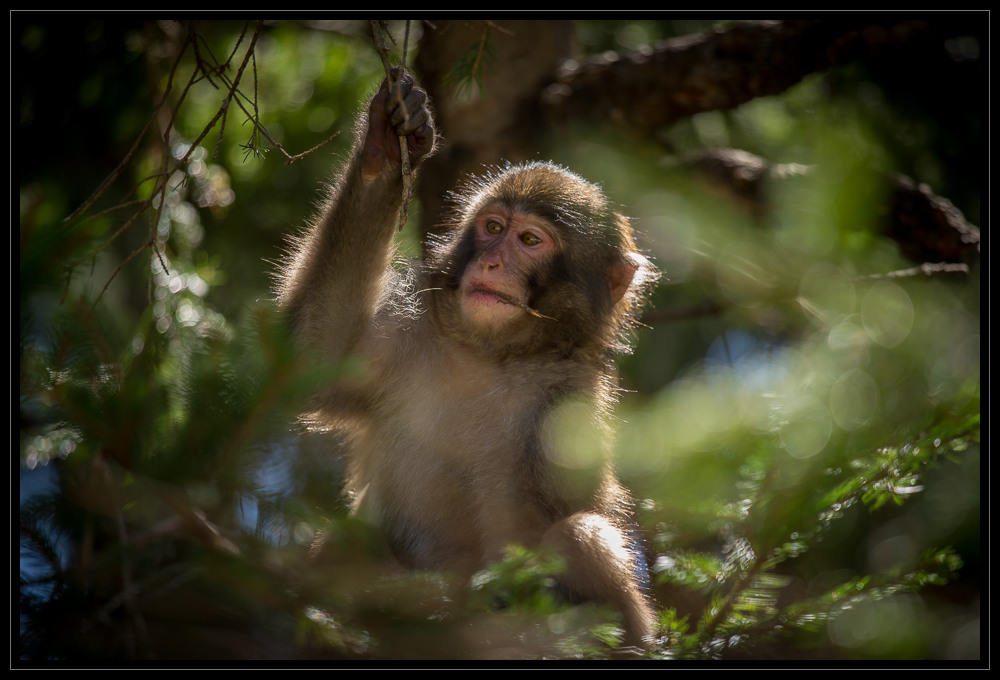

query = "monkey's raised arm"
[277,71,436,360]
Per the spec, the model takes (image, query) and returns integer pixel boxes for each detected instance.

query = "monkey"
[276,70,658,649]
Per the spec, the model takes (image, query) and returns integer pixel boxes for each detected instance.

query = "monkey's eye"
[520,232,542,246]
[485,220,503,235]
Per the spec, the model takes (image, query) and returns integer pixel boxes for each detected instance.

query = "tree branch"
[543,19,975,134]
[681,147,980,266]
[371,20,414,231]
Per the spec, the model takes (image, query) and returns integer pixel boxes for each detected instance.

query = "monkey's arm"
[278,71,435,360]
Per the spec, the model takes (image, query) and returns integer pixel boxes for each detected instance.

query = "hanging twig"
[63,27,192,226]
[67,21,342,305]
[370,20,414,231]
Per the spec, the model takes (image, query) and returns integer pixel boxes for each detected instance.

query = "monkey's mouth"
[466,285,557,321]
[467,285,521,307]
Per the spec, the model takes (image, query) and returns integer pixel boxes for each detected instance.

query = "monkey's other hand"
[362,69,436,181]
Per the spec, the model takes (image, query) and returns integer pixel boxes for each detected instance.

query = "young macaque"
[277,70,658,648]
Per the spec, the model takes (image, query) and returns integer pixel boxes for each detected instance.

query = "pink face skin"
[459,206,559,327]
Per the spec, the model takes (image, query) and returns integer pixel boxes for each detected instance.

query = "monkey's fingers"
[388,92,434,161]
[388,89,427,129]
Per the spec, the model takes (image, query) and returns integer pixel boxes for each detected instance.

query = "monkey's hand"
[362,69,436,182]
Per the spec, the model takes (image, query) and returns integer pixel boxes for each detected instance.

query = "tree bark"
[414,18,981,267]
[416,20,574,240]
[541,19,975,134]
[682,148,981,265]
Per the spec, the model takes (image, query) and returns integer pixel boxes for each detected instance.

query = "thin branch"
[87,22,265,302]
[64,30,191,225]
[860,262,971,280]
[67,20,408,306]
[642,300,727,326]
[370,20,415,231]
[96,235,156,303]
[280,130,342,165]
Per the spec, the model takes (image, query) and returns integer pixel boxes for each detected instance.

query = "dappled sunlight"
[828,368,880,431]
[18,18,979,662]
[860,280,914,348]
[715,239,784,308]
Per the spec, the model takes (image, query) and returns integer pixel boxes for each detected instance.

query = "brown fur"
[276,73,657,647]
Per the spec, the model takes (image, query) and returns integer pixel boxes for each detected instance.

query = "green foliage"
[18,19,979,663]
[470,544,567,613]
[547,24,980,661]
[443,24,496,101]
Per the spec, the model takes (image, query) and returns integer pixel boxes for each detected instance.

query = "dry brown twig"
[370,20,415,231]
[65,21,341,304]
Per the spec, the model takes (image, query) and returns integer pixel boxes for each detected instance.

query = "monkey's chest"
[351,357,547,567]
[372,343,536,457]
[380,368,529,473]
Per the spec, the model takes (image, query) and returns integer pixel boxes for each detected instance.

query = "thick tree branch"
[885,173,981,265]
[543,19,974,134]
[682,148,980,266]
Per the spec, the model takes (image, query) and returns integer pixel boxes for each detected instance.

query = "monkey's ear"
[609,252,645,303]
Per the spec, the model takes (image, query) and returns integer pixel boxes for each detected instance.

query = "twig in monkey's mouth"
[468,286,558,321]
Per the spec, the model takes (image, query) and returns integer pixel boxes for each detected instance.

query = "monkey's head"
[426,162,657,361]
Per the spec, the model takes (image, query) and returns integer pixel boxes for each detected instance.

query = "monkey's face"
[457,205,559,328]
[426,162,657,358]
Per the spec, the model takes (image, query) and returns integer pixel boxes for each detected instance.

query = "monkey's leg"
[541,512,655,648]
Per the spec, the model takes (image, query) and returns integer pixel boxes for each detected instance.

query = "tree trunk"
[415,19,575,240]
